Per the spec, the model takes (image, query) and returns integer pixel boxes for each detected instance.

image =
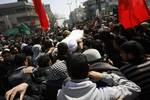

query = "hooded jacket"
[32,44,42,65]
[57,73,141,100]
[57,79,103,100]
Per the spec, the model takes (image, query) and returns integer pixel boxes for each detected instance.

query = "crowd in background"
[0,16,150,100]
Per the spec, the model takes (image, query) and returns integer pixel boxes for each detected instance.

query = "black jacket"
[8,66,45,100]
[89,62,124,87]
[120,60,150,100]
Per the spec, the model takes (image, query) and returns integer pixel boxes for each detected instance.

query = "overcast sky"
[0,0,87,19]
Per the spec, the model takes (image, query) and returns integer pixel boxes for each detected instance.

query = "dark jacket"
[7,66,45,100]
[0,61,14,96]
[89,62,123,87]
[33,66,67,100]
[120,59,150,100]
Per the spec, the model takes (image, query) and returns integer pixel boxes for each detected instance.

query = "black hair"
[37,54,50,68]
[114,35,127,47]
[1,49,10,56]
[9,45,18,55]
[32,36,41,45]
[57,42,69,60]
[92,39,104,56]
[121,41,145,59]
[15,53,26,66]
[42,40,53,52]
[67,53,89,79]
[22,46,33,56]
[43,40,53,49]
[99,30,114,41]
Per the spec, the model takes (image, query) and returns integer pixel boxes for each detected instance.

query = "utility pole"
[67,2,72,14]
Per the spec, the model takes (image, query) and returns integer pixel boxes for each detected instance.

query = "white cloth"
[60,29,84,55]
[61,37,77,55]
[69,29,84,41]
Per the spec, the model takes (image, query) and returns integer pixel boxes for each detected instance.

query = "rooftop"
[0,2,34,10]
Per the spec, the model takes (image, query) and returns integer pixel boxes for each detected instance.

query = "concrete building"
[0,2,39,31]
[69,6,86,28]
[83,0,97,21]
[105,0,118,5]
[146,0,150,8]
[44,4,57,28]
[0,1,55,32]
[83,0,118,21]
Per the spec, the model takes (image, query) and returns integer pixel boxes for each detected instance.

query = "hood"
[57,79,100,100]
[32,44,42,60]
[89,62,119,72]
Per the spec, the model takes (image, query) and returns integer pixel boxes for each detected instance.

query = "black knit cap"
[67,53,89,79]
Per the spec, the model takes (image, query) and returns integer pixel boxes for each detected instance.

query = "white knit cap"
[83,49,101,62]
[61,37,77,55]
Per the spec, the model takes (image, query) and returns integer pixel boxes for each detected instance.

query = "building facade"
[0,1,38,32]
[69,6,86,28]
[44,4,57,28]
[0,1,54,33]
[83,0,118,21]
[83,0,97,21]
[146,0,150,8]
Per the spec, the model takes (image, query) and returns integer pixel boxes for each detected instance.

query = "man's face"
[24,58,29,66]
[120,49,136,62]
[2,52,11,62]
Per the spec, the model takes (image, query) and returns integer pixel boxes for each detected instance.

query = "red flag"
[119,0,150,29]
[32,0,49,30]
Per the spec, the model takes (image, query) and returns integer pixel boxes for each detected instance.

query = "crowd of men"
[0,16,150,100]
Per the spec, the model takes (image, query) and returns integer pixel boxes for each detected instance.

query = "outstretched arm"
[5,83,28,100]
[89,71,141,100]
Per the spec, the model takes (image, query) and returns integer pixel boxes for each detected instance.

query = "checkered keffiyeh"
[48,60,69,80]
